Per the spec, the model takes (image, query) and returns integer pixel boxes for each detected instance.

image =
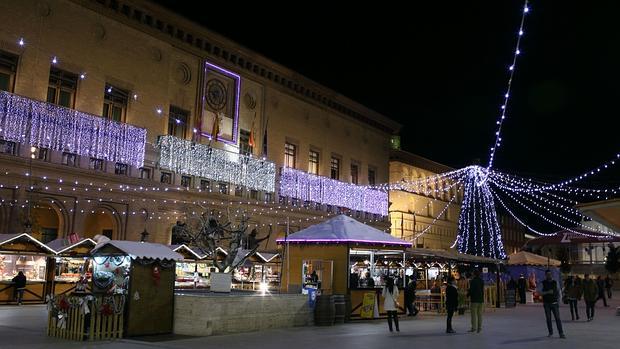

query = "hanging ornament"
[152,265,161,286]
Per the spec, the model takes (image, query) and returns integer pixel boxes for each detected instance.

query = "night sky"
[154,1,619,185]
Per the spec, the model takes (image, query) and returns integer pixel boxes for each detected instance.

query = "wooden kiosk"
[0,233,56,304]
[278,215,412,321]
[170,244,210,289]
[90,240,183,337]
[46,238,97,297]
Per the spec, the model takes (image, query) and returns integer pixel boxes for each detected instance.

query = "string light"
[487,0,530,169]
[157,135,276,192]
[0,90,146,167]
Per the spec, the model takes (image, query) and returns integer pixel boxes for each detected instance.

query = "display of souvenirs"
[0,254,47,282]
[91,256,130,294]
[175,262,209,288]
[54,258,91,282]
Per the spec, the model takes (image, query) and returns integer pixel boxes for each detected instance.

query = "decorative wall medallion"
[92,23,106,41]
[37,1,51,17]
[206,79,227,111]
[174,62,191,85]
[150,47,162,62]
[244,92,257,110]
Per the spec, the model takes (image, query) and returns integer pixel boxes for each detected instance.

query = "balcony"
[0,91,146,167]
[157,135,276,192]
[279,167,388,215]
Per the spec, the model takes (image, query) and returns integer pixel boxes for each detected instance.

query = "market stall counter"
[277,215,412,322]
[0,233,56,304]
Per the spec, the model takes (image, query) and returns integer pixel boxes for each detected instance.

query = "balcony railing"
[157,135,276,192]
[279,167,388,215]
[0,91,146,167]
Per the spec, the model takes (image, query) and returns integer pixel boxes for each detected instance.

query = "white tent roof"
[276,215,412,247]
[507,251,560,266]
[91,240,183,261]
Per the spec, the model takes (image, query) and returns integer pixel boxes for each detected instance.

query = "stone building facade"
[0,0,400,249]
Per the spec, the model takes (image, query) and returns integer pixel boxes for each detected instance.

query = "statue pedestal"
[210,273,232,293]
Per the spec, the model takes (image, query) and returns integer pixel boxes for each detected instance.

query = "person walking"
[541,270,565,338]
[565,276,581,321]
[604,275,613,299]
[404,279,418,316]
[596,276,608,307]
[467,269,484,333]
[517,273,527,304]
[445,276,458,334]
[11,271,27,305]
[382,277,400,332]
[583,274,598,321]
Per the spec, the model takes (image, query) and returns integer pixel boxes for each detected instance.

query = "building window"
[235,185,243,197]
[330,157,340,180]
[140,167,151,180]
[284,142,296,168]
[239,129,253,155]
[218,182,228,194]
[181,175,191,188]
[47,67,78,108]
[89,158,104,171]
[265,193,273,202]
[0,140,16,155]
[168,105,189,139]
[103,85,128,122]
[200,179,210,191]
[0,50,19,92]
[62,152,77,166]
[160,172,172,184]
[368,168,376,186]
[308,150,319,175]
[33,147,49,161]
[250,190,258,200]
[115,163,128,175]
[350,164,359,185]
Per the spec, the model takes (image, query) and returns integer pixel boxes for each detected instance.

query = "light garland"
[413,193,458,239]
[157,135,275,192]
[279,167,388,215]
[0,91,146,167]
[487,0,530,169]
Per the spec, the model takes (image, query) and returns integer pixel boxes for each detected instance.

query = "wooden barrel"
[333,295,345,324]
[344,294,352,322]
[314,295,335,326]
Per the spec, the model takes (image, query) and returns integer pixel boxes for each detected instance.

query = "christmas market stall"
[46,237,96,297]
[232,251,281,291]
[170,244,209,289]
[46,239,183,341]
[277,215,412,322]
[506,251,561,303]
[0,233,56,305]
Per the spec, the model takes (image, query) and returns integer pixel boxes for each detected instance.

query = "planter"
[210,272,232,293]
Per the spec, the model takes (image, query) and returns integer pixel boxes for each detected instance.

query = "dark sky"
[153,1,619,184]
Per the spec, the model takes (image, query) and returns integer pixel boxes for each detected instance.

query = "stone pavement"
[1,298,619,349]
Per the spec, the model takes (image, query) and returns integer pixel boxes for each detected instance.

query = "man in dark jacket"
[604,275,613,299]
[445,276,458,333]
[541,270,565,338]
[404,279,418,316]
[468,269,484,333]
[517,274,527,304]
[583,274,598,321]
[596,276,608,307]
[12,271,27,305]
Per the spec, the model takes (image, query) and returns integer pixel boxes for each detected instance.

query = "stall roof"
[507,251,560,266]
[47,237,97,254]
[255,251,279,263]
[407,248,503,264]
[276,215,412,247]
[170,244,207,260]
[524,228,620,247]
[92,240,183,261]
[0,233,56,254]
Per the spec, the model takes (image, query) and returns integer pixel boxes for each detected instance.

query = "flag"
[210,113,220,142]
[262,117,268,157]
[248,112,256,149]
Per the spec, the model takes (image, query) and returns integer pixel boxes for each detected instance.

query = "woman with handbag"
[382,276,400,332]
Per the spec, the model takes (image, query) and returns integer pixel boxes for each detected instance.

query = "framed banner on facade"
[200,61,241,145]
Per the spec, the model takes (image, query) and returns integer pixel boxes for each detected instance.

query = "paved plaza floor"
[1,298,619,349]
